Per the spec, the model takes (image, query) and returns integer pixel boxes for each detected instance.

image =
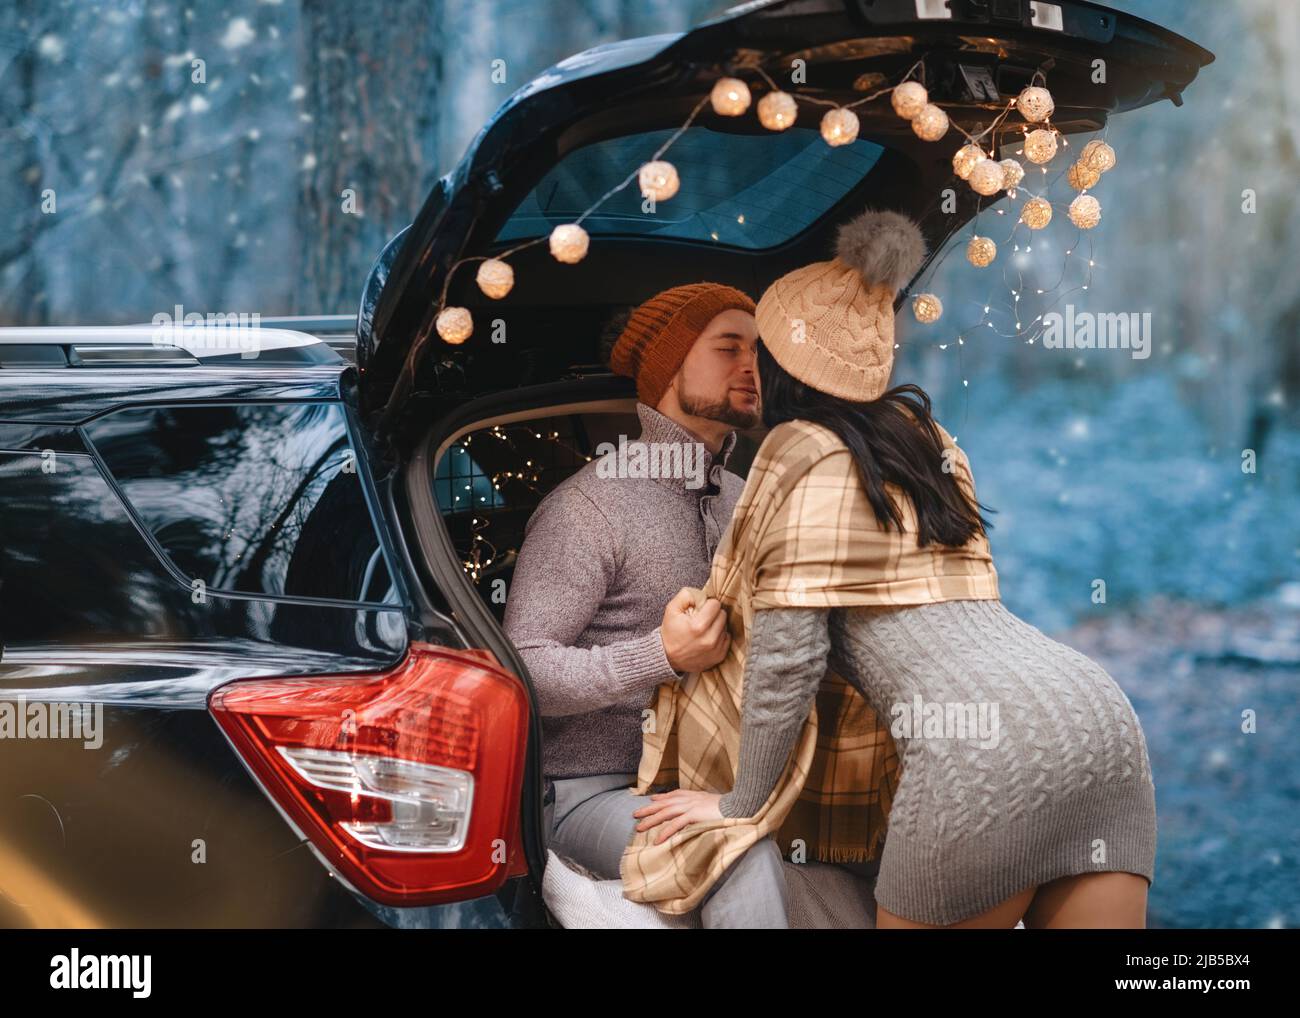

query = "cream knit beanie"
[755,208,926,402]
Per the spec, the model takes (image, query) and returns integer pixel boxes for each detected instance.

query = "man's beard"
[678,384,761,430]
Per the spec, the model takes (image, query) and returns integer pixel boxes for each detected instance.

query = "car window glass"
[0,447,192,641]
[84,403,392,602]
[434,442,501,514]
[496,126,885,249]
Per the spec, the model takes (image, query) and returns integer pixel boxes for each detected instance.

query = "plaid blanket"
[619,417,1000,914]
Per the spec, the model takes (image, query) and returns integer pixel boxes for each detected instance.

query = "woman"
[632,208,1157,929]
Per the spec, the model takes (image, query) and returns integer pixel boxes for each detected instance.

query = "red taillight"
[209,643,530,906]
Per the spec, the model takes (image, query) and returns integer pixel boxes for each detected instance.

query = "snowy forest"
[0,0,1296,928]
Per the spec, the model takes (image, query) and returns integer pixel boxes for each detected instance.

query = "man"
[503,281,791,928]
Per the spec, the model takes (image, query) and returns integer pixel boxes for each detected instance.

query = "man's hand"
[659,587,729,674]
[632,790,724,844]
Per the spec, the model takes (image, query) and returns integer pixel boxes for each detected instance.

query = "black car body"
[0,0,1211,928]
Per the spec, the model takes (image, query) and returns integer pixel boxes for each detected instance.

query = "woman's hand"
[632,790,724,844]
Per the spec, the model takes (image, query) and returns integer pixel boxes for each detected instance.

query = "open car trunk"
[359,0,1212,444]
[376,0,1212,925]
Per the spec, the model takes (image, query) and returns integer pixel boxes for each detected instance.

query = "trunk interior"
[400,377,732,900]
[403,375,768,905]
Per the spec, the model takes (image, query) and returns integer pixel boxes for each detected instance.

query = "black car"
[0,0,1211,928]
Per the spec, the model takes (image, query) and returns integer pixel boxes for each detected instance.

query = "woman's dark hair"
[757,340,994,548]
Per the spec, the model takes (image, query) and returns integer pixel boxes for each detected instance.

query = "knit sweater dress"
[719,600,1158,926]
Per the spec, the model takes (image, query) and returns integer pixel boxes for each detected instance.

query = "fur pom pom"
[834,208,927,293]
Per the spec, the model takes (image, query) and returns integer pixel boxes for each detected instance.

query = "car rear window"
[495,126,884,249]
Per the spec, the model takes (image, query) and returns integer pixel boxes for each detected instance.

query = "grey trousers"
[544,772,790,929]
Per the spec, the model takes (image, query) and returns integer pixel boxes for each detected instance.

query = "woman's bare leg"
[1023,872,1148,929]
[877,885,1036,929]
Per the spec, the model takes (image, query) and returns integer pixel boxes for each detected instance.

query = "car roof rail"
[244,315,358,362]
[0,324,346,367]
[250,315,357,336]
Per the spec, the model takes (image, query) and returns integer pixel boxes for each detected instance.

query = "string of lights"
[448,423,600,580]
[431,58,1125,578]
[431,62,1116,357]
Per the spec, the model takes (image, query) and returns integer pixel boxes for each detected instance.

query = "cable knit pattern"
[718,597,1157,925]
[718,607,831,820]
[828,598,1156,925]
[754,209,926,403]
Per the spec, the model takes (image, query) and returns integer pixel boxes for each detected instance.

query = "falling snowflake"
[219,17,256,50]
[38,34,65,62]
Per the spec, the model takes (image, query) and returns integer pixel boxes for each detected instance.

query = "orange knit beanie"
[609,282,756,407]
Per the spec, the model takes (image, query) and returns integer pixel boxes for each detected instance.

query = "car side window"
[434,442,502,514]
[83,402,392,602]
[0,444,194,642]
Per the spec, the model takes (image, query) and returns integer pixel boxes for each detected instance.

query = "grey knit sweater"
[718,607,832,818]
[722,598,1159,925]
[503,403,744,779]
[720,600,1156,834]
[721,599,1157,925]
